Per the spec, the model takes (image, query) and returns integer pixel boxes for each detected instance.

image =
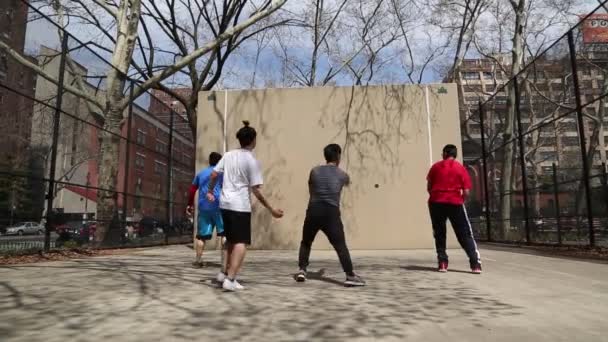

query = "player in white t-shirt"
[206,121,284,291]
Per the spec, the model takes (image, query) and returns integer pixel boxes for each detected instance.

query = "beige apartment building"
[453,53,608,171]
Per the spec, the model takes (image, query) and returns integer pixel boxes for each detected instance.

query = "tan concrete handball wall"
[197,84,462,249]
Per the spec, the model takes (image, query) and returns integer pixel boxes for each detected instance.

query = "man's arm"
[187,185,197,206]
[187,175,199,215]
[343,170,351,187]
[252,185,283,218]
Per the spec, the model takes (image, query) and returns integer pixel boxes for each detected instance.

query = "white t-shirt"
[214,149,263,213]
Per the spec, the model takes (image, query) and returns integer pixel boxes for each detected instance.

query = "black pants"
[298,204,354,275]
[429,202,481,267]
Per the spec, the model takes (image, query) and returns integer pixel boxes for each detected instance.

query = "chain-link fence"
[465,3,608,247]
[0,2,196,252]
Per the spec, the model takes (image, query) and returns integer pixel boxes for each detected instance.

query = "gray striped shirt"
[308,165,350,208]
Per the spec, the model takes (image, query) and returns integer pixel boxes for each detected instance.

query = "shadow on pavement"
[402,265,473,274]
[0,247,522,341]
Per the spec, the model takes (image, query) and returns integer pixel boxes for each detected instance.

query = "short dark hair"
[236,120,257,147]
[324,144,342,163]
[209,152,222,166]
[443,144,458,158]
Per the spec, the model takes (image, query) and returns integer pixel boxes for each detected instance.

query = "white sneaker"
[216,272,226,283]
[222,279,236,292]
[233,279,245,290]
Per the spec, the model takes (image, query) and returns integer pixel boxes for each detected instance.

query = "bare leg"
[227,243,247,280]
[220,236,228,273]
[194,238,205,264]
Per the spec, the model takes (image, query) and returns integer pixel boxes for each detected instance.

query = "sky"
[21,0,607,96]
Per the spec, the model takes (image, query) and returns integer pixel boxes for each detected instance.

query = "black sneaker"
[295,270,307,282]
[344,274,366,287]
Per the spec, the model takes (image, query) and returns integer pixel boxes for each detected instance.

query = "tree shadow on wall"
[317,85,427,236]
[250,158,298,250]
[227,90,299,249]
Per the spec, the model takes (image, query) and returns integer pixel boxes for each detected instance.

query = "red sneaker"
[438,261,448,272]
[471,265,482,274]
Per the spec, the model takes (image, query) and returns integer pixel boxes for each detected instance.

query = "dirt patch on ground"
[530,245,608,261]
[483,243,608,262]
[0,248,137,265]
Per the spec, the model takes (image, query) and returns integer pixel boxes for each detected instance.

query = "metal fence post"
[122,82,135,227]
[602,162,608,225]
[479,101,492,241]
[552,163,562,245]
[166,109,175,244]
[513,78,531,244]
[568,31,596,247]
[44,34,69,252]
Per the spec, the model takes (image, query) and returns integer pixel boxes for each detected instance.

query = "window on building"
[18,72,25,88]
[495,96,508,105]
[135,153,146,169]
[562,136,580,147]
[70,120,79,166]
[560,121,578,131]
[136,129,146,145]
[465,96,480,104]
[581,68,592,77]
[580,80,594,92]
[2,7,14,38]
[154,160,166,174]
[533,70,545,80]
[468,124,481,134]
[540,151,557,162]
[463,85,483,93]
[183,153,192,165]
[155,139,167,154]
[463,72,480,80]
[483,72,494,80]
[0,54,8,80]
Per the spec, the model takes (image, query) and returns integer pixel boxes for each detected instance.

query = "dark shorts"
[221,209,252,245]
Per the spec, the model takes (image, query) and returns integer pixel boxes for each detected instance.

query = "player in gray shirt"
[295,144,365,287]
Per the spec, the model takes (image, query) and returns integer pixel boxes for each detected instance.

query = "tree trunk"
[94,106,123,245]
[499,0,526,239]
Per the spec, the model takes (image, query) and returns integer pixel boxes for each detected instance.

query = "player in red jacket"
[427,144,482,274]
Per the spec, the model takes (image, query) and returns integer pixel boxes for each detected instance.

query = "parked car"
[56,222,97,247]
[4,222,44,236]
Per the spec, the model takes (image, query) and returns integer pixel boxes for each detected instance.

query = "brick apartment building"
[0,0,36,164]
[30,47,195,224]
[148,88,194,139]
[0,0,38,223]
[116,103,195,222]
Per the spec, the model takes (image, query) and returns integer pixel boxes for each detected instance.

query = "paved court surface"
[1,244,607,342]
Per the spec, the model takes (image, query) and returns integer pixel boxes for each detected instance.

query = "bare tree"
[1,0,288,244]
[451,0,583,238]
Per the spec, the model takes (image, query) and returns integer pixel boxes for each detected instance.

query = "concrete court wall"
[197,84,462,250]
